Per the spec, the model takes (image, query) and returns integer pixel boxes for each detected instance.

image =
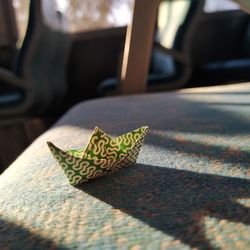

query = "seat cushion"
[0,81,23,107]
[0,83,249,249]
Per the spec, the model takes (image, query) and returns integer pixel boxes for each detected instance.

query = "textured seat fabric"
[0,83,249,249]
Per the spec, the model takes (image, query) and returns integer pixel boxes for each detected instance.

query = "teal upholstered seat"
[0,83,249,249]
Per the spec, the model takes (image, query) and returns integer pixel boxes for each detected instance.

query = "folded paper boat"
[47,126,148,186]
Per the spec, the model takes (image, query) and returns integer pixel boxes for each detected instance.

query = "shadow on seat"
[0,218,63,249]
[78,163,250,250]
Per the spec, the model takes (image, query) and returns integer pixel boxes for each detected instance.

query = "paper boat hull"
[47,126,148,186]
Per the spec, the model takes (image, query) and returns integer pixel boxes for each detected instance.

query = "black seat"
[98,0,205,95]
[0,0,18,70]
[0,0,71,120]
[189,8,250,85]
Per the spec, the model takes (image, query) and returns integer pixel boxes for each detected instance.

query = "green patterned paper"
[47,126,148,186]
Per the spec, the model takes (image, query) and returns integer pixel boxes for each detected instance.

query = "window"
[157,0,190,49]
[54,0,132,33]
[12,0,133,46]
[12,0,29,47]
[204,0,240,13]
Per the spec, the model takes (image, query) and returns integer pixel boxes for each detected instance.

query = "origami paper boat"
[47,126,148,186]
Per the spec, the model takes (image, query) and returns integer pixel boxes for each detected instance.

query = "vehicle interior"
[0,0,249,249]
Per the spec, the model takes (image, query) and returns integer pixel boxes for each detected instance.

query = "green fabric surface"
[0,83,249,249]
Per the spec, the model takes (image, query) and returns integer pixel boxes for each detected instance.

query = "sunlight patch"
[204,216,250,249]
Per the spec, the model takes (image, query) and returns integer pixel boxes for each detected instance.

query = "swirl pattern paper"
[47,126,148,186]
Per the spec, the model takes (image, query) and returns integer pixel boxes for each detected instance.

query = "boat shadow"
[77,163,250,249]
